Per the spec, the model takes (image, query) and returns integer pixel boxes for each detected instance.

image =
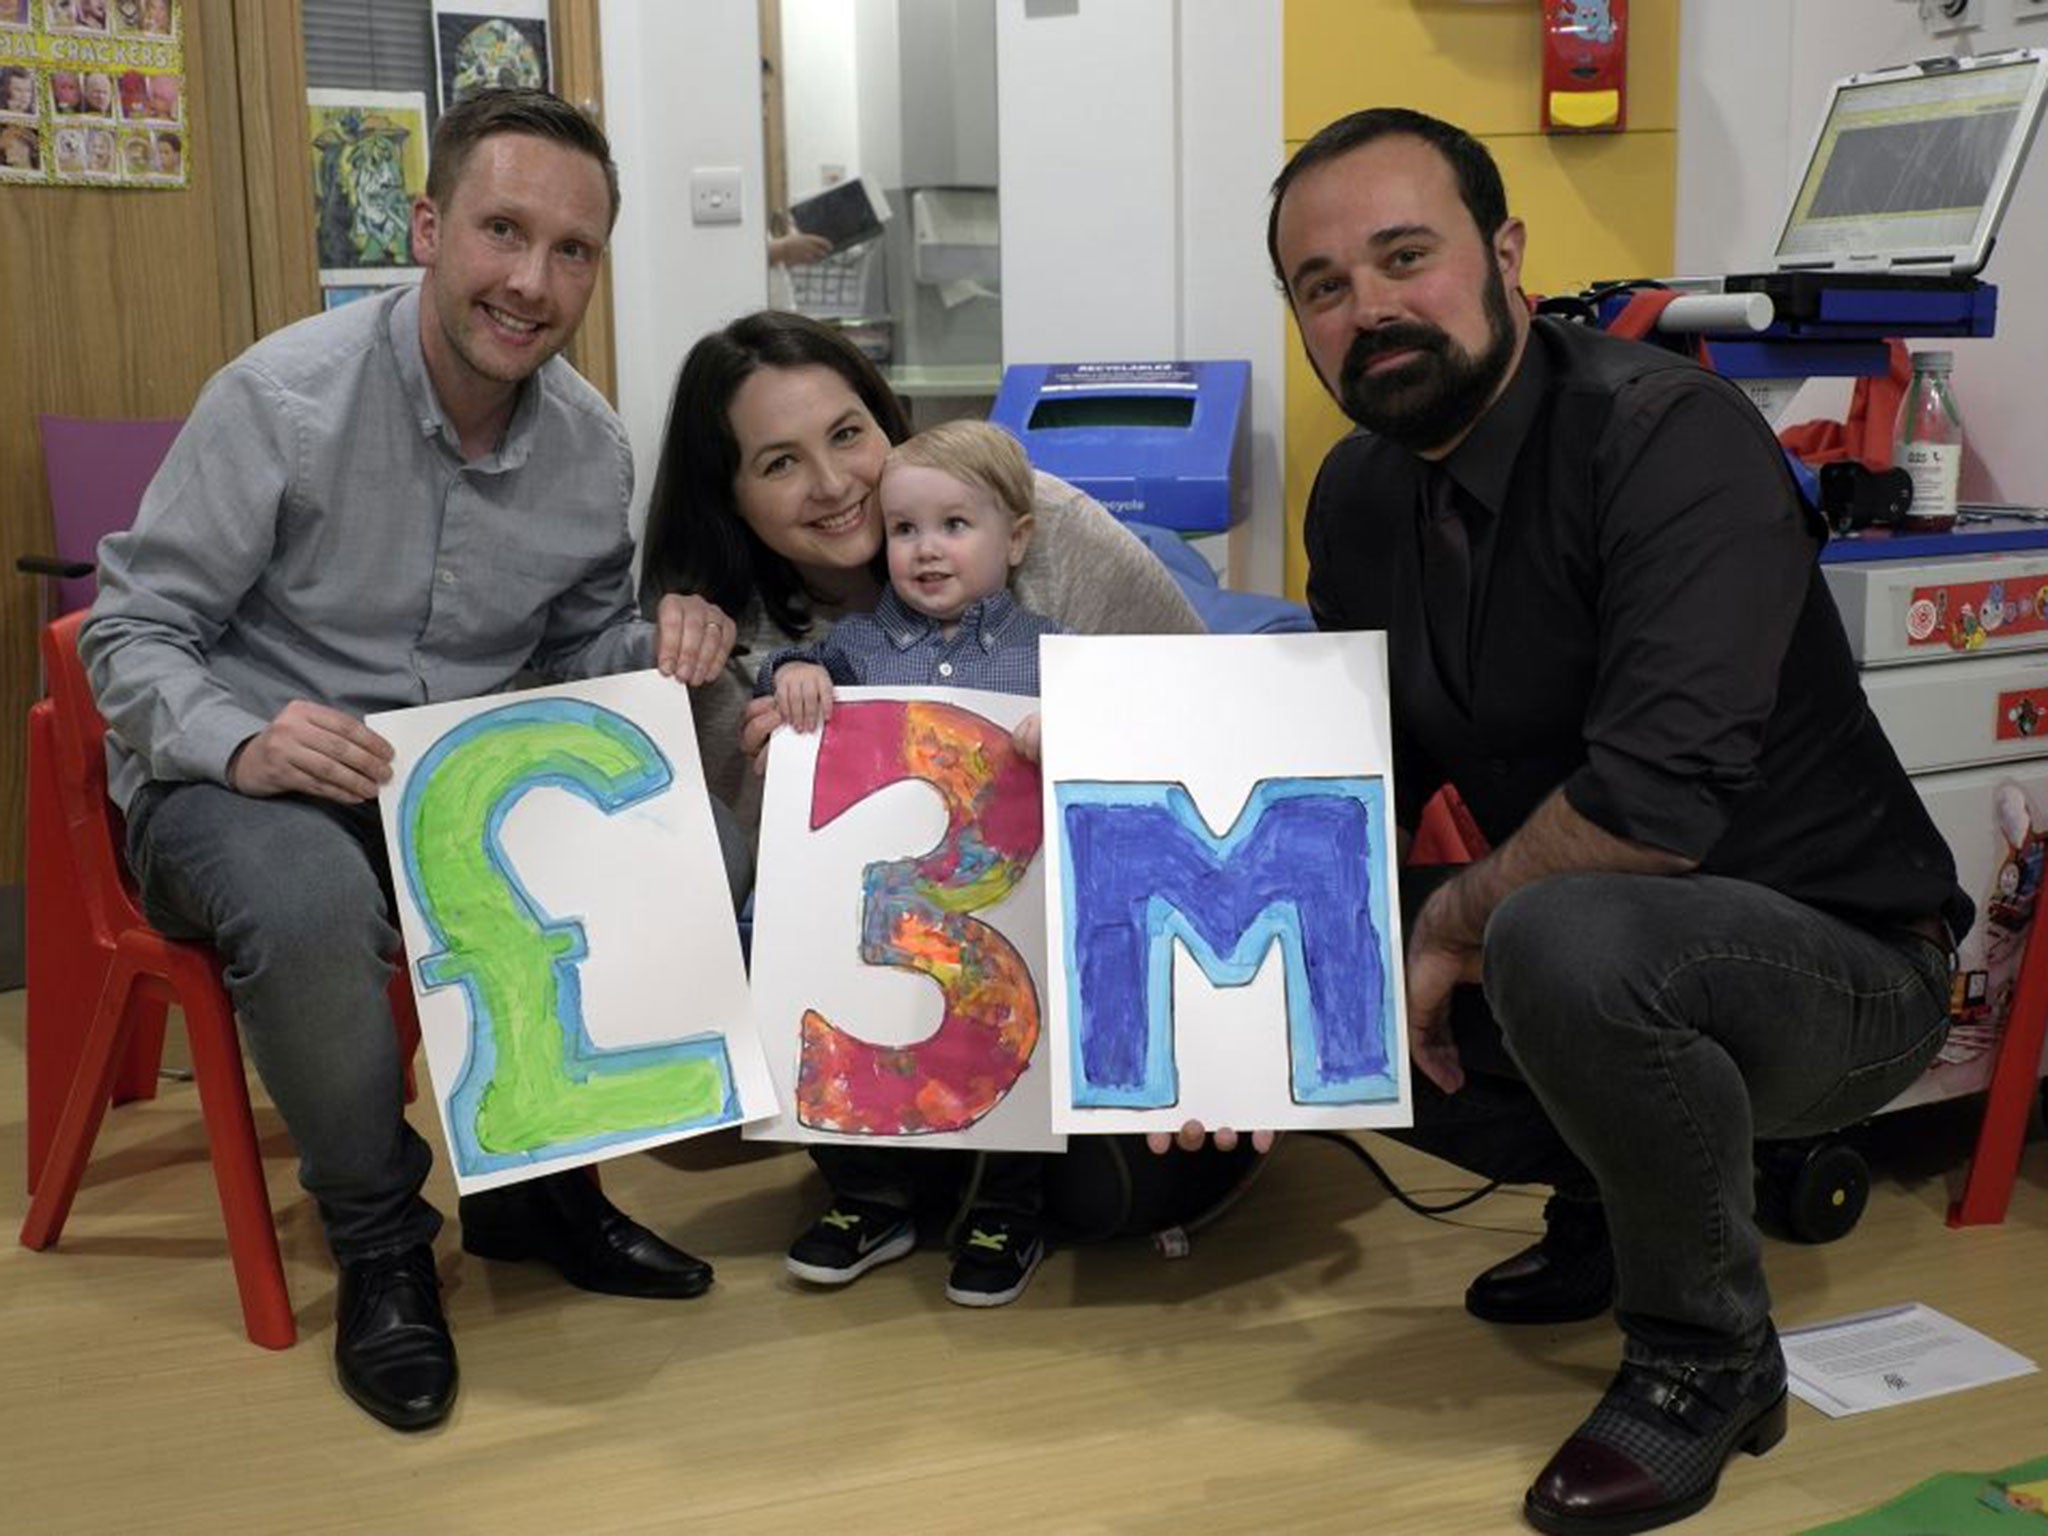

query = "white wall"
[782,0,862,200]
[600,0,769,541]
[1676,0,2048,504]
[854,0,904,193]
[997,0,1286,593]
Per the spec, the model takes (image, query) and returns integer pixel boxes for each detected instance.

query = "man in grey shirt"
[81,90,738,1432]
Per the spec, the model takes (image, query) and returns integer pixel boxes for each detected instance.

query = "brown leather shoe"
[1524,1330,1788,1535]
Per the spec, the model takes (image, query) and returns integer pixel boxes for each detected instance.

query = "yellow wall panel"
[1285,0,1679,139]
[1490,130,1676,296]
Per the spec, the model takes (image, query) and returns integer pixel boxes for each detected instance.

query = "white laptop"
[1725,47,2048,298]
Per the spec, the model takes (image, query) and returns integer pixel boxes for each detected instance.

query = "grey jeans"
[125,778,755,1263]
[1394,870,1953,1363]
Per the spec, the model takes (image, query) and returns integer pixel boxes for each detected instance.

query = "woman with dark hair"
[641,310,1204,1305]
[641,309,1202,847]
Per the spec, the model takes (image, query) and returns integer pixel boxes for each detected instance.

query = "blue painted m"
[1057,778,1398,1109]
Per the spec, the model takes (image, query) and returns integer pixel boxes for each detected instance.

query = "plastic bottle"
[1895,349,1963,533]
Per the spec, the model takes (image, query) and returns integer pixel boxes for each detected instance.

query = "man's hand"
[1405,881,1483,1094]
[228,700,393,803]
[653,593,736,687]
[773,662,836,732]
[1144,1121,1277,1156]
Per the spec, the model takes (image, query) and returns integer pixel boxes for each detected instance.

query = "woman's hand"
[741,695,785,774]
[653,593,736,687]
[1011,711,1043,763]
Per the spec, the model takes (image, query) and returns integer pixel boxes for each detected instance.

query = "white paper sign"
[1783,1302,2038,1417]
[1040,633,1411,1136]
[747,686,1063,1153]
[372,672,774,1193]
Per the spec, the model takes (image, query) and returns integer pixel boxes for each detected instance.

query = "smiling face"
[1275,133,1527,458]
[1,71,32,114]
[880,461,1029,630]
[81,72,112,114]
[727,364,892,599]
[410,130,609,424]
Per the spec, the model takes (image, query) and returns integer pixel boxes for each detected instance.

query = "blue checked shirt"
[755,587,1064,699]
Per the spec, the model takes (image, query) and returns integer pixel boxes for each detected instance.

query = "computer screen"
[1773,54,2045,273]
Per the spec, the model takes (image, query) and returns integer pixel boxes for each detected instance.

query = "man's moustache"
[1341,328,1447,383]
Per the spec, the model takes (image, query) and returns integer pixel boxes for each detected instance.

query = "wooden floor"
[6,987,2046,1536]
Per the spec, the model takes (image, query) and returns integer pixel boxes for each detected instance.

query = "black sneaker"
[785,1196,916,1286]
[944,1212,1045,1308]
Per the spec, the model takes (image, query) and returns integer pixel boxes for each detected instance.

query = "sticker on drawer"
[1909,578,2048,650]
[1999,688,2048,741]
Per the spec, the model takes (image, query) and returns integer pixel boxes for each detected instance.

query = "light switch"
[690,168,743,226]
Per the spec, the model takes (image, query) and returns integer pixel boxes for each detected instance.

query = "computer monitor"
[1772,49,2048,276]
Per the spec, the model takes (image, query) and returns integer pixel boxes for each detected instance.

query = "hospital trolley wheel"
[1758,1137,1869,1245]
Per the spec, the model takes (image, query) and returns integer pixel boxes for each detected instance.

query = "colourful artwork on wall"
[308,86,426,287]
[372,673,775,1192]
[432,0,550,112]
[1040,634,1413,1135]
[0,0,186,190]
[748,687,1063,1153]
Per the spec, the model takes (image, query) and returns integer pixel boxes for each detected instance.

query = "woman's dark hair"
[639,311,912,641]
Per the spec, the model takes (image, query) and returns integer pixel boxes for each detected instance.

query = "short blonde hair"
[886,419,1035,523]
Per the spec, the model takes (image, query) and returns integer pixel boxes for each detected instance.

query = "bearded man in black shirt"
[1270,108,1969,1535]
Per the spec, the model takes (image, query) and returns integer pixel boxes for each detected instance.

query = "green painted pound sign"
[400,698,737,1177]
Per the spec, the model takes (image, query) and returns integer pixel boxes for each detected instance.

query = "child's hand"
[1010,711,1042,763]
[774,662,836,733]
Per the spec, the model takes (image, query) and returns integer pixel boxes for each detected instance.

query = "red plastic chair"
[19,610,421,1349]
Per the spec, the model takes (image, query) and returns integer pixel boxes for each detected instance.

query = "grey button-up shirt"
[83,285,652,809]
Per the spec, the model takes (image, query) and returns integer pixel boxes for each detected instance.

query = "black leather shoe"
[1465,1194,1614,1325]
[334,1244,457,1431]
[459,1170,713,1299]
[1524,1329,1788,1535]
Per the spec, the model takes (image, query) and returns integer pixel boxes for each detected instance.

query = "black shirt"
[1305,316,1971,941]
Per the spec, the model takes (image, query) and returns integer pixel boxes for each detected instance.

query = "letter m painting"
[1056,777,1401,1118]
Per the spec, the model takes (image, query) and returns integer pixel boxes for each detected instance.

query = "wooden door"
[0,1,318,979]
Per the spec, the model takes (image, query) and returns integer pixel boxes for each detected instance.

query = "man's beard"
[1336,268,1519,453]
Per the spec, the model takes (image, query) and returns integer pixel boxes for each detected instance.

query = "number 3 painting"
[747,687,1064,1153]
[372,673,776,1193]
